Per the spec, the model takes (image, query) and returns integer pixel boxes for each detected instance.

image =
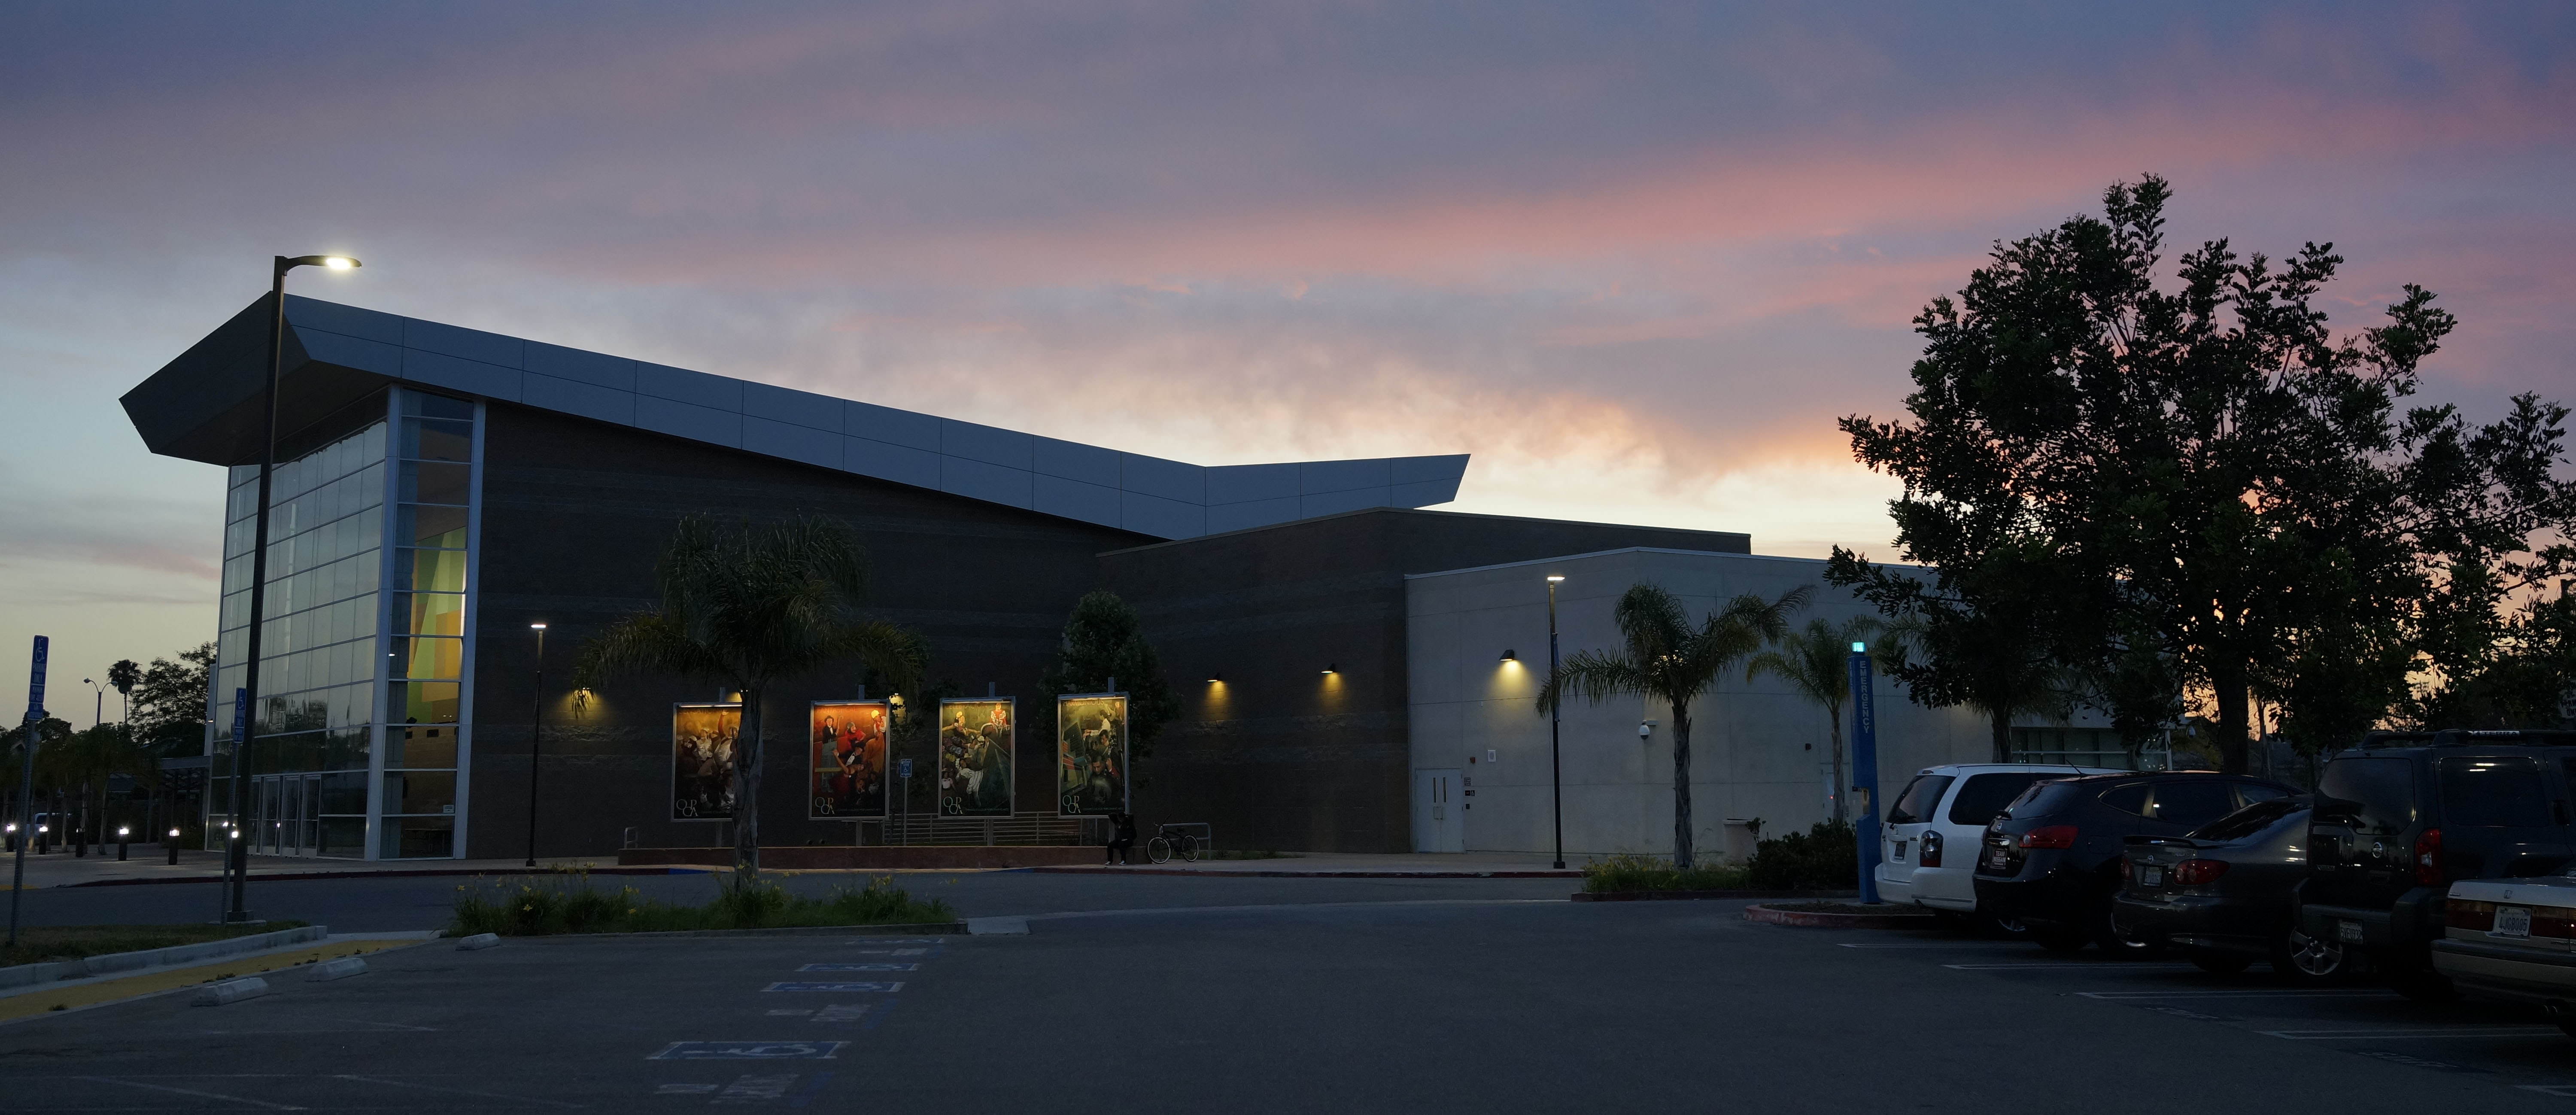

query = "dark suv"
[2296,729,2576,1000]
[1975,771,2296,952]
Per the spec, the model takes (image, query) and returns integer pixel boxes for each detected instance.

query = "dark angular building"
[122,294,1745,859]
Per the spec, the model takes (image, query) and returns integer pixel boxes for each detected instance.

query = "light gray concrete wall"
[1406,547,2102,861]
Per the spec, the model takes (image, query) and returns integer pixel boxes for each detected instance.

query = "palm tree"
[574,515,926,879]
[1542,583,1810,868]
[1746,616,1883,823]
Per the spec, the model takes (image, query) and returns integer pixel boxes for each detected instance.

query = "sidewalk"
[4,847,1583,886]
[1060,851,1582,877]
[3,848,634,889]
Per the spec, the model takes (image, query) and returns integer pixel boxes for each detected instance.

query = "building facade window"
[206,386,480,859]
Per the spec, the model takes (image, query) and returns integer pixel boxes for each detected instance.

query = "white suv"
[1877,763,2117,925]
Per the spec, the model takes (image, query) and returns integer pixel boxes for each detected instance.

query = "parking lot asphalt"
[5,890,2573,1112]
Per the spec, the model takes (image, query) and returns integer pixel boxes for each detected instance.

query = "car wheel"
[2032,927,2090,953]
[2090,898,2162,957]
[2270,931,2350,985]
[2190,953,2253,976]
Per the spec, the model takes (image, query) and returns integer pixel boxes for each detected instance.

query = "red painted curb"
[1571,890,1857,902]
[1032,867,1583,878]
[1742,903,1940,929]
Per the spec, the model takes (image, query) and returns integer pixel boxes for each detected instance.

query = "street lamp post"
[84,678,104,854]
[227,254,360,924]
[526,623,547,869]
[1546,574,1566,871]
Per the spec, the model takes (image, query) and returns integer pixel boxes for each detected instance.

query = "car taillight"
[2173,859,2229,886]
[1919,830,1943,867]
[2415,828,2443,886]
[2019,825,2078,850]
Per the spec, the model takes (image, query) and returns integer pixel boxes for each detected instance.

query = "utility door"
[1415,768,1464,853]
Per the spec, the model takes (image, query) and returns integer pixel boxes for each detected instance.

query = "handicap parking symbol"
[648,1040,848,1060]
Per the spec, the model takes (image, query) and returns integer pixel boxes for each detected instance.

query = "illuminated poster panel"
[810,700,891,820]
[671,703,741,821]
[937,699,1016,816]
[1057,694,1129,817]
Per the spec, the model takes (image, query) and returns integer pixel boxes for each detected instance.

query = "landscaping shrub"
[450,868,953,937]
[1745,819,1857,890]
[1580,853,1752,893]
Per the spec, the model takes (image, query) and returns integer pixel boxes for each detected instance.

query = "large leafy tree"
[129,643,214,758]
[1746,616,1881,822]
[576,516,926,878]
[1836,175,2570,772]
[1541,583,1808,868]
[1036,591,1177,762]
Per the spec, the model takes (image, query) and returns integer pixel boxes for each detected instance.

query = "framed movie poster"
[809,700,891,819]
[1057,694,1128,817]
[936,699,1015,817]
[671,703,741,821]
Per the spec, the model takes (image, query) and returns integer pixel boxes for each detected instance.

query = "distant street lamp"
[1547,574,1566,871]
[227,254,361,924]
[526,623,547,869]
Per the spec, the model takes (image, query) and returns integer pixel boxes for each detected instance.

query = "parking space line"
[2078,990,2394,1000]
[1943,962,2196,970]
[2258,1026,2561,1040]
[74,1076,306,1110]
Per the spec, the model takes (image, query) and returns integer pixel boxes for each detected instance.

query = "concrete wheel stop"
[193,977,272,1006]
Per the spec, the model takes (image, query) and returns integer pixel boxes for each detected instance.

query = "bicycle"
[1146,822,1210,863]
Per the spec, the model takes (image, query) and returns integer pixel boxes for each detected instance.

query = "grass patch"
[450,868,954,937]
[1580,853,1752,893]
[0,921,311,968]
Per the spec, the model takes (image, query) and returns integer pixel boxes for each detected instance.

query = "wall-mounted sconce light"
[1208,673,1223,684]
[1500,649,1517,662]
[1321,665,1338,675]
[1638,719,1658,739]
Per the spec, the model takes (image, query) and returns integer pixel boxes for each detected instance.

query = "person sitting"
[1104,811,1137,866]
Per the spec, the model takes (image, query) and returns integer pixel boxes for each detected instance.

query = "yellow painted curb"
[0,937,428,1023]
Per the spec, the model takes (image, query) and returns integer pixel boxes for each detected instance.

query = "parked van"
[1878,763,2117,931]
[2298,729,2576,1000]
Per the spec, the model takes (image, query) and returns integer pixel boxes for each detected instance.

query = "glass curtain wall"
[210,395,389,857]
[384,391,478,858]
[207,386,482,860]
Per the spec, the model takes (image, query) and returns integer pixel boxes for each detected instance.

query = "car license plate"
[2338,920,2365,943]
[1986,851,2008,870]
[2138,866,2163,887]
[2493,905,2533,939]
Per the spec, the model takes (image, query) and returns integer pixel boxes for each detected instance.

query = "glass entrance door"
[253,774,325,857]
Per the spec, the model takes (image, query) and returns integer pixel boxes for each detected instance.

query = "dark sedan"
[2111,798,2354,982]
[1975,771,2297,953]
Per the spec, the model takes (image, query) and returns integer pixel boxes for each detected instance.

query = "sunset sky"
[4,3,2572,722]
